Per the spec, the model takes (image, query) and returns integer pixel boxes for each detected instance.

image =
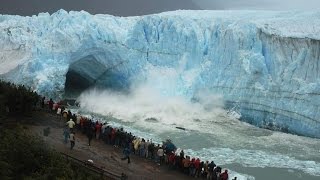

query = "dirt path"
[26,111,194,180]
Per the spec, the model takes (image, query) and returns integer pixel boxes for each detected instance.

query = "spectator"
[87,126,94,146]
[66,119,75,131]
[121,146,131,164]
[48,98,53,111]
[220,169,229,180]
[69,131,75,150]
[63,126,69,144]
[157,145,164,165]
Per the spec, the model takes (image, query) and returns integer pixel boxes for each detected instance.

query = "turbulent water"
[76,86,320,180]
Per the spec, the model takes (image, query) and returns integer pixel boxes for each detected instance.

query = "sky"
[0,0,199,16]
[0,0,319,16]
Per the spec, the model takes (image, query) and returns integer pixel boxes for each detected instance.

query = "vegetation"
[0,81,101,179]
[0,125,101,180]
[0,80,39,117]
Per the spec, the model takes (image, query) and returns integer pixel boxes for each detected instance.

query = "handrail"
[60,152,126,180]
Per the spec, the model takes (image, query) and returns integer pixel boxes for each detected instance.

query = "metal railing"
[60,152,127,180]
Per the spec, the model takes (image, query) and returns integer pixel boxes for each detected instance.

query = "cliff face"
[0,10,319,137]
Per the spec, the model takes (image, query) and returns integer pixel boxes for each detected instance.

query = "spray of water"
[77,55,231,132]
[78,84,227,132]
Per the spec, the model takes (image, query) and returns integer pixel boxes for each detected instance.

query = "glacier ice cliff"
[0,10,320,138]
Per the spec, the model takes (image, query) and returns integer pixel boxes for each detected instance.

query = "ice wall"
[0,10,319,138]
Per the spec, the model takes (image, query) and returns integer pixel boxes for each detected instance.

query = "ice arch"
[65,55,106,94]
[65,53,131,96]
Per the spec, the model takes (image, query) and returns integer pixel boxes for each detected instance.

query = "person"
[87,126,94,146]
[66,119,75,131]
[52,102,58,111]
[41,96,45,108]
[220,169,229,180]
[157,145,164,165]
[189,158,196,176]
[56,107,62,119]
[101,123,107,133]
[95,122,102,139]
[139,139,146,157]
[168,152,175,169]
[63,126,70,144]
[200,161,205,178]
[194,158,201,177]
[180,149,184,158]
[121,146,131,164]
[214,166,222,180]
[212,166,219,180]
[76,115,81,130]
[232,177,237,180]
[204,161,209,178]
[145,140,150,158]
[147,141,154,159]
[69,131,75,150]
[48,98,54,111]
[133,138,140,154]
[62,108,68,120]
[183,156,190,174]
[67,110,72,121]
[207,161,216,180]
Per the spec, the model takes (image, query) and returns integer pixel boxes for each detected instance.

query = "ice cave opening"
[64,55,129,97]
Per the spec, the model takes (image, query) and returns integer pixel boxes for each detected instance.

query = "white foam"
[78,85,227,134]
[184,147,320,177]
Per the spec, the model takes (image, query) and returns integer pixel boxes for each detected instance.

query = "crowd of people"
[43,97,236,180]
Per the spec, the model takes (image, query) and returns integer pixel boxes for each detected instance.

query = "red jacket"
[169,153,175,164]
[220,172,229,180]
[95,123,102,132]
[194,158,201,169]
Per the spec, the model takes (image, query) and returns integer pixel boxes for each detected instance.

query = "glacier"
[0,10,320,138]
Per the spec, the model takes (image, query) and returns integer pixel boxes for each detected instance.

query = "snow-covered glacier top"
[159,10,320,39]
[1,10,320,73]
[0,10,320,138]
